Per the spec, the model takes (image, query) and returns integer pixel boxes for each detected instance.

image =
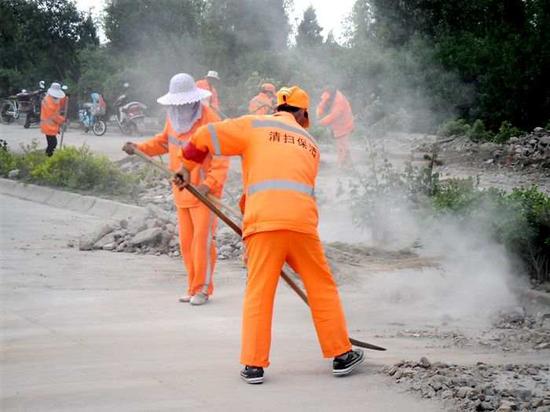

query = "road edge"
[0,177,147,221]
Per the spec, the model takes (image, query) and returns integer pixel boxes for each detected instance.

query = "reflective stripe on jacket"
[316,90,354,138]
[181,111,320,238]
[40,95,65,135]
[196,79,220,109]
[136,105,228,208]
[248,92,276,115]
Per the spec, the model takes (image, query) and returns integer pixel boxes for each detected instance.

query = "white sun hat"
[206,70,220,80]
[157,73,212,106]
[47,82,65,99]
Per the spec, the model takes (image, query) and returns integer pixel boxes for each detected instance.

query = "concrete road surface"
[0,193,441,411]
[1,122,160,161]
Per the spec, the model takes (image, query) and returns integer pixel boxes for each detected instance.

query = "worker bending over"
[174,85,364,383]
[248,83,277,115]
[316,87,354,166]
[123,73,228,306]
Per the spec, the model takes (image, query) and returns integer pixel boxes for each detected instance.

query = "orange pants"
[241,230,351,367]
[177,204,218,296]
[335,133,350,166]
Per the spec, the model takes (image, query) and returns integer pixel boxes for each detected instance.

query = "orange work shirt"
[40,95,65,135]
[180,111,320,238]
[248,92,276,115]
[196,79,220,110]
[136,105,228,208]
[316,90,354,138]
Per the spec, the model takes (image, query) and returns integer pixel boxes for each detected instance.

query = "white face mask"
[168,102,202,133]
[51,97,60,103]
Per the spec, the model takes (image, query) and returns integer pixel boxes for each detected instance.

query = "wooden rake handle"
[131,148,386,351]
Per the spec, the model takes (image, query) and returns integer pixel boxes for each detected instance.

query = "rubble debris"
[430,127,550,170]
[384,358,550,412]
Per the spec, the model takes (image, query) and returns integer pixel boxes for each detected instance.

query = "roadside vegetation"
[348,159,550,283]
[0,140,137,196]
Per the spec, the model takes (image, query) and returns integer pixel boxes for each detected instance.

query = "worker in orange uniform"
[196,70,220,110]
[248,83,277,115]
[40,82,66,157]
[174,86,364,383]
[316,87,354,166]
[122,73,229,306]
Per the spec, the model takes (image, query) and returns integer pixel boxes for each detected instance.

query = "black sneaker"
[332,349,365,376]
[240,366,264,384]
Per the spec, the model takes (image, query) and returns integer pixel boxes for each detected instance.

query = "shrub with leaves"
[432,182,549,282]
[31,146,137,195]
[0,141,137,197]
[349,154,550,281]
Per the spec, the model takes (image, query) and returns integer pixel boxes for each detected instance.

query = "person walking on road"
[316,87,354,167]
[123,73,229,306]
[196,70,221,110]
[174,85,364,383]
[40,82,66,157]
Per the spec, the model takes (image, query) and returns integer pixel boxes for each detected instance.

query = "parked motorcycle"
[17,82,46,128]
[78,92,107,136]
[113,90,146,135]
[0,95,20,124]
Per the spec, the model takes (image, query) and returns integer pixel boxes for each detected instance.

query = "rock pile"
[78,204,181,257]
[384,358,550,411]
[492,127,550,169]
[77,203,245,259]
[477,309,550,352]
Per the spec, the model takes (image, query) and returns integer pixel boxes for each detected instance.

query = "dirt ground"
[1,122,549,411]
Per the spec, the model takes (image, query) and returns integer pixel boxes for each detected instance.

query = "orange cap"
[276,86,309,110]
[261,83,276,94]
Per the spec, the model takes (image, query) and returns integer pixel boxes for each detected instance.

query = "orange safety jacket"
[316,90,354,138]
[196,79,220,110]
[40,95,65,135]
[180,111,320,238]
[136,105,228,208]
[248,92,276,115]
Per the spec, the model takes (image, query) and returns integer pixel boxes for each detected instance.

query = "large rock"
[129,228,162,246]
[94,233,116,249]
[79,224,114,251]
[7,169,20,179]
[126,216,147,235]
[147,204,175,223]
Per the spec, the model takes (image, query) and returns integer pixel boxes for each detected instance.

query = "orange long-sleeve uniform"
[248,92,276,115]
[317,90,354,165]
[40,95,65,135]
[136,105,229,296]
[180,111,352,367]
[196,79,220,110]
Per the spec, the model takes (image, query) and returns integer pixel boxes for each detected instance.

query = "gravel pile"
[78,204,181,257]
[430,127,550,170]
[384,357,550,411]
[492,127,550,169]
[477,309,550,352]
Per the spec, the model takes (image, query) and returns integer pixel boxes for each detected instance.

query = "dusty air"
[1,0,549,410]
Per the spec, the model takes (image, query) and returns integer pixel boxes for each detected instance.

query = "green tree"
[0,0,98,95]
[295,6,323,49]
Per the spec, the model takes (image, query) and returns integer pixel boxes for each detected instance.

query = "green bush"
[493,121,522,143]
[0,141,137,196]
[467,119,492,142]
[432,181,550,282]
[31,146,136,194]
[437,118,471,137]
[350,156,550,282]
[0,142,16,175]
